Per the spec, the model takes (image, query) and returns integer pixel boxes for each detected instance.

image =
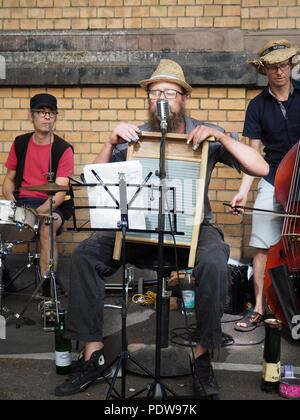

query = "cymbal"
[21,182,73,194]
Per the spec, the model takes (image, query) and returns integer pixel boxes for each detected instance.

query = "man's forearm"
[239,173,255,195]
[218,133,269,177]
[3,178,16,201]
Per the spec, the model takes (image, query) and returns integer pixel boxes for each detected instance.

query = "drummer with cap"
[3,93,74,295]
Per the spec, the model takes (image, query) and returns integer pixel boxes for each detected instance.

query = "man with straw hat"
[231,39,300,333]
[55,59,268,399]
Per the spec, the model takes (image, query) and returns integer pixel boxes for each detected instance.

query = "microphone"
[157,99,169,134]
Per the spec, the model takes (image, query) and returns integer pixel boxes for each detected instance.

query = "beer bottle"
[55,309,72,375]
[261,318,282,393]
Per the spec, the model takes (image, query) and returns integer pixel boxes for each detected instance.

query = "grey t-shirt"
[111,116,240,222]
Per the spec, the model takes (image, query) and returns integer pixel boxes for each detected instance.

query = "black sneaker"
[54,349,111,396]
[191,352,220,400]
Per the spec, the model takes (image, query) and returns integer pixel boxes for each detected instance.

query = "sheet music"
[84,161,146,230]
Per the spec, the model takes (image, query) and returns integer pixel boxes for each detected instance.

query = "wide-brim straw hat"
[140,59,192,94]
[248,39,300,75]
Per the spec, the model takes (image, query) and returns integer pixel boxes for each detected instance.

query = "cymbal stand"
[16,193,60,329]
[16,136,60,329]
[44,191,60,321]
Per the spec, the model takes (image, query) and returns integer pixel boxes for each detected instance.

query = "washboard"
[113,131,211,268]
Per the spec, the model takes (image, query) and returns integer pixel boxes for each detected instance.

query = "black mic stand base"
[127,344,191,377]
[147,382,168,400]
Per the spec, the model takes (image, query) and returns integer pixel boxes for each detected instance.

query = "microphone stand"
[147,118,176,399]
[105,173,158,400]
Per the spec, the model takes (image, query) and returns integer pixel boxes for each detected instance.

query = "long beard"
[148,104,186,133]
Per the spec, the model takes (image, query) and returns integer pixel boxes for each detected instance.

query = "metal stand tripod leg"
[15,273,54,328]
[4,250,41,292]
[0,244,35,332]
[105,228,158,400]
[0,255,17,321]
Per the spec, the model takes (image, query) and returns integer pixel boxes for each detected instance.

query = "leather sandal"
[234,311,264,332]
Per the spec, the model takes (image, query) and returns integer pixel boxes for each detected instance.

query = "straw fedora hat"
[139,59,192,94]
[248,39,300,75]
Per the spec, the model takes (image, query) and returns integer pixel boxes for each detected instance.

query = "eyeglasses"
[32,109,58,118]
[148,89,185,100]
[265,61,291,73]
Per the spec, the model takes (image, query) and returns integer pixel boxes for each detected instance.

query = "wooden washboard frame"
[113,131,211,268]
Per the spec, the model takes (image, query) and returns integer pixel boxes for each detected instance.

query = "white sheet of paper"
[84,161,146,230]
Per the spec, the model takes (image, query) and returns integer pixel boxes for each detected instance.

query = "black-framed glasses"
[265,61,291,73]
[32,109,58,118]
[148,89,185,100]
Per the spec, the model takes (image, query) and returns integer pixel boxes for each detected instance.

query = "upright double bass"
[264,140,300,333]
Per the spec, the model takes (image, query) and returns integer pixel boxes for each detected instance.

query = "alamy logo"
[291,315,300,340]
[0,55,6,80]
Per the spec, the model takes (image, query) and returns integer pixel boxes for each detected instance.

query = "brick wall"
[0,85,262,260]
[2,1,300,31]
[242,0,300,30]
[0,0,241,31]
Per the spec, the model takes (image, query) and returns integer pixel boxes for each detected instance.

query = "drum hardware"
[0,200,39,243]
[3,250,41,293]
[13,134,73,329]
[16,196,60,330]
[21,183,70,194]
[0,241,35,339]
[38,298,61,332]
[16,184,64,330]
[21,183,81,194]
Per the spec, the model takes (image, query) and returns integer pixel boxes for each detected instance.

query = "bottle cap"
[264,318,282,329]
[282,365,295,379]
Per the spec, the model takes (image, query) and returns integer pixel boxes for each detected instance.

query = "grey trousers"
[66,223,230,349]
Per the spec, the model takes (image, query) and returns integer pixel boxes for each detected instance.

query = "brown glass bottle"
[261,319,282,393]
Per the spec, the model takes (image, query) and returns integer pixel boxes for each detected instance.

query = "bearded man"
[55,60,269,399]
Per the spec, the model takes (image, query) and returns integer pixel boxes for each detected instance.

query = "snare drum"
[0,200,39,243]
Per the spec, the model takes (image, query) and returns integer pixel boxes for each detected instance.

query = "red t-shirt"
[5,136,74,199]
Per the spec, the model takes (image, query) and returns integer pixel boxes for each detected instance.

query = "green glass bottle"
[55,310,72,375]
[261,318,282,393]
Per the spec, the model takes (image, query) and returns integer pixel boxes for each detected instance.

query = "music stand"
[68,168,183,399]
